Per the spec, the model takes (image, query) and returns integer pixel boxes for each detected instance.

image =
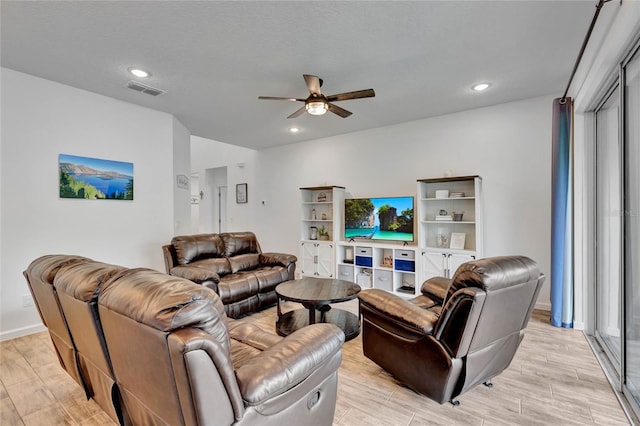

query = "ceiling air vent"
[126,80,165,96]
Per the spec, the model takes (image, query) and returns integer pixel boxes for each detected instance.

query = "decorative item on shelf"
[435,209,452,221]
[449,192,465,198]
[450,233,466,250]
[344,247,354,263]
[310,226,318,240]
[435,190,449,199]
[452,211,464,221]
[317,192,327,202]
[436,233,449,248]
[318,226,330,241]
[321,212,327,220]
[381,256,393,268]
[311,208,317,220]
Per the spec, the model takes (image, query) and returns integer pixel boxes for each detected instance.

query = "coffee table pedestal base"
[276,308,360,341]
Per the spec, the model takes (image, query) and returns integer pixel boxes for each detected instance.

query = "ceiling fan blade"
[258,96,305,102]
[287,106,307,119]
[326,89,375,102]
[327,103,352,118]
[303,74,322,96]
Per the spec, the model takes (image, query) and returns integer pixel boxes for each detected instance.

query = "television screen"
[344,196,414,242]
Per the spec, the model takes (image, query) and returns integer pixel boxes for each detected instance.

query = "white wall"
[191,136,258,233]
[172,116,191,235]
[194,95,554,309]
[0,69,188,339]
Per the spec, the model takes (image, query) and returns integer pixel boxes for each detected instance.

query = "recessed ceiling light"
[472,83,491,92]
[289,127,300,133]
[128,68,150,78]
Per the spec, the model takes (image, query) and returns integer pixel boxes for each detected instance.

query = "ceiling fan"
[258,74,375,119]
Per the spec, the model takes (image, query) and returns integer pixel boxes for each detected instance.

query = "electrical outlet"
[22,294,34,308]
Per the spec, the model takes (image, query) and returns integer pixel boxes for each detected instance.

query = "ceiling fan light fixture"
[306,101,328,115]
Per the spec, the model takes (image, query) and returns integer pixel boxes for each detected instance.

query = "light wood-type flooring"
[0,300,631,425]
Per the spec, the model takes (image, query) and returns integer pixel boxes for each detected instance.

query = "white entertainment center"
[336,242,418,295]
[299,176,483,297]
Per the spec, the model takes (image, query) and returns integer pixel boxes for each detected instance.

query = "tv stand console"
[336,241,418,296]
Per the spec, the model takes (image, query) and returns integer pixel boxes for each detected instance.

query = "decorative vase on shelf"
[317,225,329,241]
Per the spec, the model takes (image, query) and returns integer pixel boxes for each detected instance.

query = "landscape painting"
[59,154,133,200]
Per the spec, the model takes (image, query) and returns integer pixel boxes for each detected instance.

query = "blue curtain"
[551,98,573,328]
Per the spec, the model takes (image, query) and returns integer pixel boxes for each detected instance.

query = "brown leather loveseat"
[162,232,297,318]
[24,255,344,425]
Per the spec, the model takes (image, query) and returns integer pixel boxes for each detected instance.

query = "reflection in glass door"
[595,84,622,371]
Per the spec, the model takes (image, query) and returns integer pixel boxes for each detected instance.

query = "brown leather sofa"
[24,255,344,426]
[358,256,544,405]
[163,232,297,318]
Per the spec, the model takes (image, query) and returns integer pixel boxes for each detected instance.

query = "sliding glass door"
[623,44,640,413]
[595,84,622,372]
[592,41,640,421]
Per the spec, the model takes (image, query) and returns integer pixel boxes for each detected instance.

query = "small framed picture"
[236,183,247,204]
[450,233,466,250]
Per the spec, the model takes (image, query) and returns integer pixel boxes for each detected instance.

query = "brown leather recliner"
[22,255,93,392]
[53,261,130,425]
[98,268,345,425]
[163,232,297,318]
[358,256,544,405]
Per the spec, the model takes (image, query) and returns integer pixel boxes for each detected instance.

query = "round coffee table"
[275,277,361,341]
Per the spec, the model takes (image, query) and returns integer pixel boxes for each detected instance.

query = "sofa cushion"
[218,266,289,305]
[228,322,283,369]
[100,268,231,353]
[221,232,260,257]
[172,234,225,265]
[228,253,260,274]
[188,257,232,276]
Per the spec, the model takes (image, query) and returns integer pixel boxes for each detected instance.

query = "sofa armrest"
[162,244,177,273]
[259,253,297,268]
[358,289,439,335]
[235,323,344,405]
[170,265,221,285]
[420,276,451,302]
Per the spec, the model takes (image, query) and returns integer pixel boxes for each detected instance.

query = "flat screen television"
[344,196,414,242]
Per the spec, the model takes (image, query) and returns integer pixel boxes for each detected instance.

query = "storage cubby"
[336,241,419,296]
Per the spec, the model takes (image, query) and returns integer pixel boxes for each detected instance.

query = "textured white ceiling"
[1,1,595,149]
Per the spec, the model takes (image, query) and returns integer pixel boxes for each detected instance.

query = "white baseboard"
[0,323,46,342]
[533,303,586,329]
[534,301,551,312]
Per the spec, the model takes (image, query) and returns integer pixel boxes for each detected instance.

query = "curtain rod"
[560,0,614,103]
